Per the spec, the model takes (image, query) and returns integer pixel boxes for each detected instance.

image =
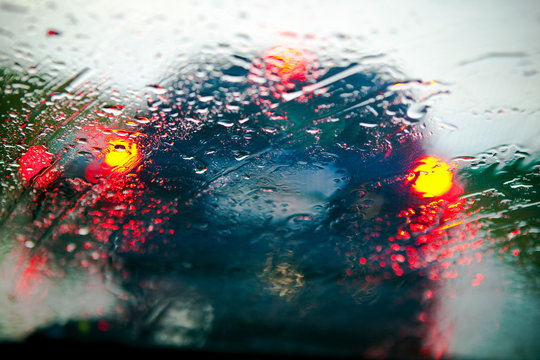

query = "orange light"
[85,136,141,183]
[263,46,308,83]
[407,156,454,198]
[103,137,141,175]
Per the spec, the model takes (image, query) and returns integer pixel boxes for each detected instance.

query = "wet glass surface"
[1,1,539,358]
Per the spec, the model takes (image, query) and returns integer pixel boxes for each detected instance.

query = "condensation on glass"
[0,1,539,359]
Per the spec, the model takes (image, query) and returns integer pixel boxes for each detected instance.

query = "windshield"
[1,1,539,359]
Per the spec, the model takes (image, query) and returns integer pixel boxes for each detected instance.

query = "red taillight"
[19,146,57,188]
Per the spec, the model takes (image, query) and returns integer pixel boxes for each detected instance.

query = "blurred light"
[85,135,141,183]
[19,145,57,188]
[19,146,53,181]
[103,137,141,174]
[407,156,454,198]
[263,46,309,84]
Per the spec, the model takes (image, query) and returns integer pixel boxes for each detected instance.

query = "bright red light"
[263,46,308,83]
[19,146,53,181]
[19,145,57,188]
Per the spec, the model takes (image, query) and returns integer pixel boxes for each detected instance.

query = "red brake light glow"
[19,145,57,188]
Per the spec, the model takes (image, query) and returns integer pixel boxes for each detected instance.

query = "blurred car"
[3,45,478,359]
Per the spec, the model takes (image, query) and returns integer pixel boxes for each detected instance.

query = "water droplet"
[147,84,167,95]
[47,29,61,36]
[234,150,250,161]
[198,95,214,103]
[358,121,378,128]
[217,120,234,128]
[225,104,240,112]
[262,127,277,134]
[135,116,151,124]
[406,103,427,121]
[102,105,125,116]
